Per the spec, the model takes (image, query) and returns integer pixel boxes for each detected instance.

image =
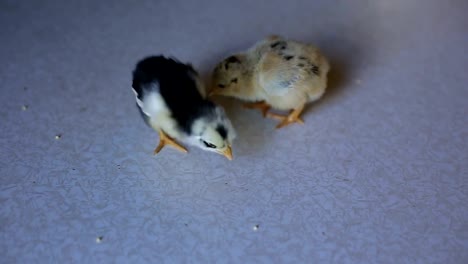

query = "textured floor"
[1,0,468,263]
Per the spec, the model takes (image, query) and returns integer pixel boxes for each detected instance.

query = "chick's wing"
[256,51,306,96]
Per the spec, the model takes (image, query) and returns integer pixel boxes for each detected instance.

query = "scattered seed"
[253,224,259,231]
[55,134,62,140]
[96,236,103,243]
[21,105,28,111]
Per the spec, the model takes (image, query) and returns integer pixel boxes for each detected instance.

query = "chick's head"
[190,106,236,160]
[210,54,248,98]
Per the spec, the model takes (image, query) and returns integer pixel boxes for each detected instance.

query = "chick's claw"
[154,130,188,154]
[274,116,305,129]
[267,106,305,129]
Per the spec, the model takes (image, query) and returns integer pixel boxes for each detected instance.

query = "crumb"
[21,105,28,111]
[253,224,259,231]
[96,236,103,243]
[355,79,362,84]
[55,134,62,140]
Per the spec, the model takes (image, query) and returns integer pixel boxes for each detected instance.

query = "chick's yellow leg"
[267,105,305,129]
[243,101,271,117]
[154,130,187,154]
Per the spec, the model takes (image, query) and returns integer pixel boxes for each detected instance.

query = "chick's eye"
[218,84,225,88]
[202,140,217,148]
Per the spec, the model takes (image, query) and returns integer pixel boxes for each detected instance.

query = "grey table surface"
[1,0,467,263]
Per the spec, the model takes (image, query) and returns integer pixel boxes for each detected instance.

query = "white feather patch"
[132,88,145,109]
[140,92,167,117]
[135,87,183,139]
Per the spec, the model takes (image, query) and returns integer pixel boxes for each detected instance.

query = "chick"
[132,55,236,160]
[211,35,330,129]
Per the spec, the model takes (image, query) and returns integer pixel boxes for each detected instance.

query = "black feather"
[224,56,241,70]
[216,125,227,139]
[226,56,240,64]
[271,41,287,50]
[132,55,216,134]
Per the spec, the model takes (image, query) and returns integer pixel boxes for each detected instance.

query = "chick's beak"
[221,146,233,160]
[208,89,217,97]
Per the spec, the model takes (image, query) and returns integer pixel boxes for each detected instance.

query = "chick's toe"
[154,130,188,154]
[267,106,305,129]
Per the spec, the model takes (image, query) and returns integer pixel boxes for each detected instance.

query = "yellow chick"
[210,35,330,129]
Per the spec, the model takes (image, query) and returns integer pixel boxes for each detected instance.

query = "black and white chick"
[131,55,236,160]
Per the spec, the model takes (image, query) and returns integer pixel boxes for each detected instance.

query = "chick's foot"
[154,130,188,154]
[267,106,305,129]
